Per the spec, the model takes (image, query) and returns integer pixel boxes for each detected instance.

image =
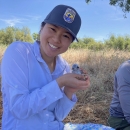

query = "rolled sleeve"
[54,91,77,121]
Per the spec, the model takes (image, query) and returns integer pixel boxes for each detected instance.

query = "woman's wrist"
[56,76,64,88]
[64,87,74,100]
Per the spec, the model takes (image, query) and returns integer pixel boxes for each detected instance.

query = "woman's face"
[39,23,73,59]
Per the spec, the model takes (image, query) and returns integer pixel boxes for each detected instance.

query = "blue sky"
[0,0,130,41]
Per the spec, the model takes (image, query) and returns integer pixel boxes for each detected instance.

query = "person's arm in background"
[116,61,130,124]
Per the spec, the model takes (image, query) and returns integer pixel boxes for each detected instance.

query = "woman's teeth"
[49,43,58,49]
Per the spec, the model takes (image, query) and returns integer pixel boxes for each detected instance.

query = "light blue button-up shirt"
[1,41,77,130]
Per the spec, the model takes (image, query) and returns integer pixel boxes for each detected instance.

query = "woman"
[1,5,90,130]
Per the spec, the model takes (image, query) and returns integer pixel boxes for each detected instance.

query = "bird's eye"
[77,66,79,68]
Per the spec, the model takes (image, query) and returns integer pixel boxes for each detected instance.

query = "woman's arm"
[1,42,64,119]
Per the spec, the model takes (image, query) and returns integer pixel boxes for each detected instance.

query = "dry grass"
[62,48,130,125]
[0,44,7,127]
[0,44,7,62]
[0,46,130,126]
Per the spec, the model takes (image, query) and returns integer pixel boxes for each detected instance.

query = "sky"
[0,0,130,41]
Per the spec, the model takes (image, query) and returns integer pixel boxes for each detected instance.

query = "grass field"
[0,44,130,126]
[62,48,130,125]
[0,44,7,127]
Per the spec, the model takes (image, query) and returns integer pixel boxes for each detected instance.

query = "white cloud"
[0,18,25,26]
[0,15,41,27]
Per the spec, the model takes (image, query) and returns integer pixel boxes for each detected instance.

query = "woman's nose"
[52,34,61,44]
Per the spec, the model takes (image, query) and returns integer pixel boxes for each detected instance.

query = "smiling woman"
[0,4,91,130]
[39,23,73,67]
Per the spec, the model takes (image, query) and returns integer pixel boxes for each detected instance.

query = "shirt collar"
[33,41,43,62]
[32,41,66,74]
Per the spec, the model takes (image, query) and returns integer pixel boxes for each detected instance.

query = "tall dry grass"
[0,44,7,62]
[0,44,7,126]
[0,46,130,126]
[0,44,7,99]
[62,48,130,125]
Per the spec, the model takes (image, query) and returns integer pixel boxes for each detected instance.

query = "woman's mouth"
[49,43,58,49]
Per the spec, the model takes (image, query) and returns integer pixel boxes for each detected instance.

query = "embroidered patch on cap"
[63,8,76,23]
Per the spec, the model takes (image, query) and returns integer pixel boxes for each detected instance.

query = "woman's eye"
[50,28,56,32]
[64,35,69,39]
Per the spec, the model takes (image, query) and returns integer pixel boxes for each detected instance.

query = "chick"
[72,63,82,74]
[72,63,87,81]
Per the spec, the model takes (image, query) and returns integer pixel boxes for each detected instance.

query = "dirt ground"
[0,77,2,128]
[64,91,113,126]
[0,94,1,115]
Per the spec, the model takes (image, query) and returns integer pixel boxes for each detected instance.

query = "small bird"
[72,63,87,81]
[72,63,82,74]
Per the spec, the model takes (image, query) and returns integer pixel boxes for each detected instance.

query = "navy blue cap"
[43,5,81,42]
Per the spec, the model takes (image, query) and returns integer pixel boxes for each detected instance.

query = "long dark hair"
[36,22,46,43]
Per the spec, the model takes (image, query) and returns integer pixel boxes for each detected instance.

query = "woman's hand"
[56,73,90,99]
[57,73,89,88]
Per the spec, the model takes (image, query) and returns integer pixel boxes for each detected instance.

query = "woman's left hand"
[64,76,90,99]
